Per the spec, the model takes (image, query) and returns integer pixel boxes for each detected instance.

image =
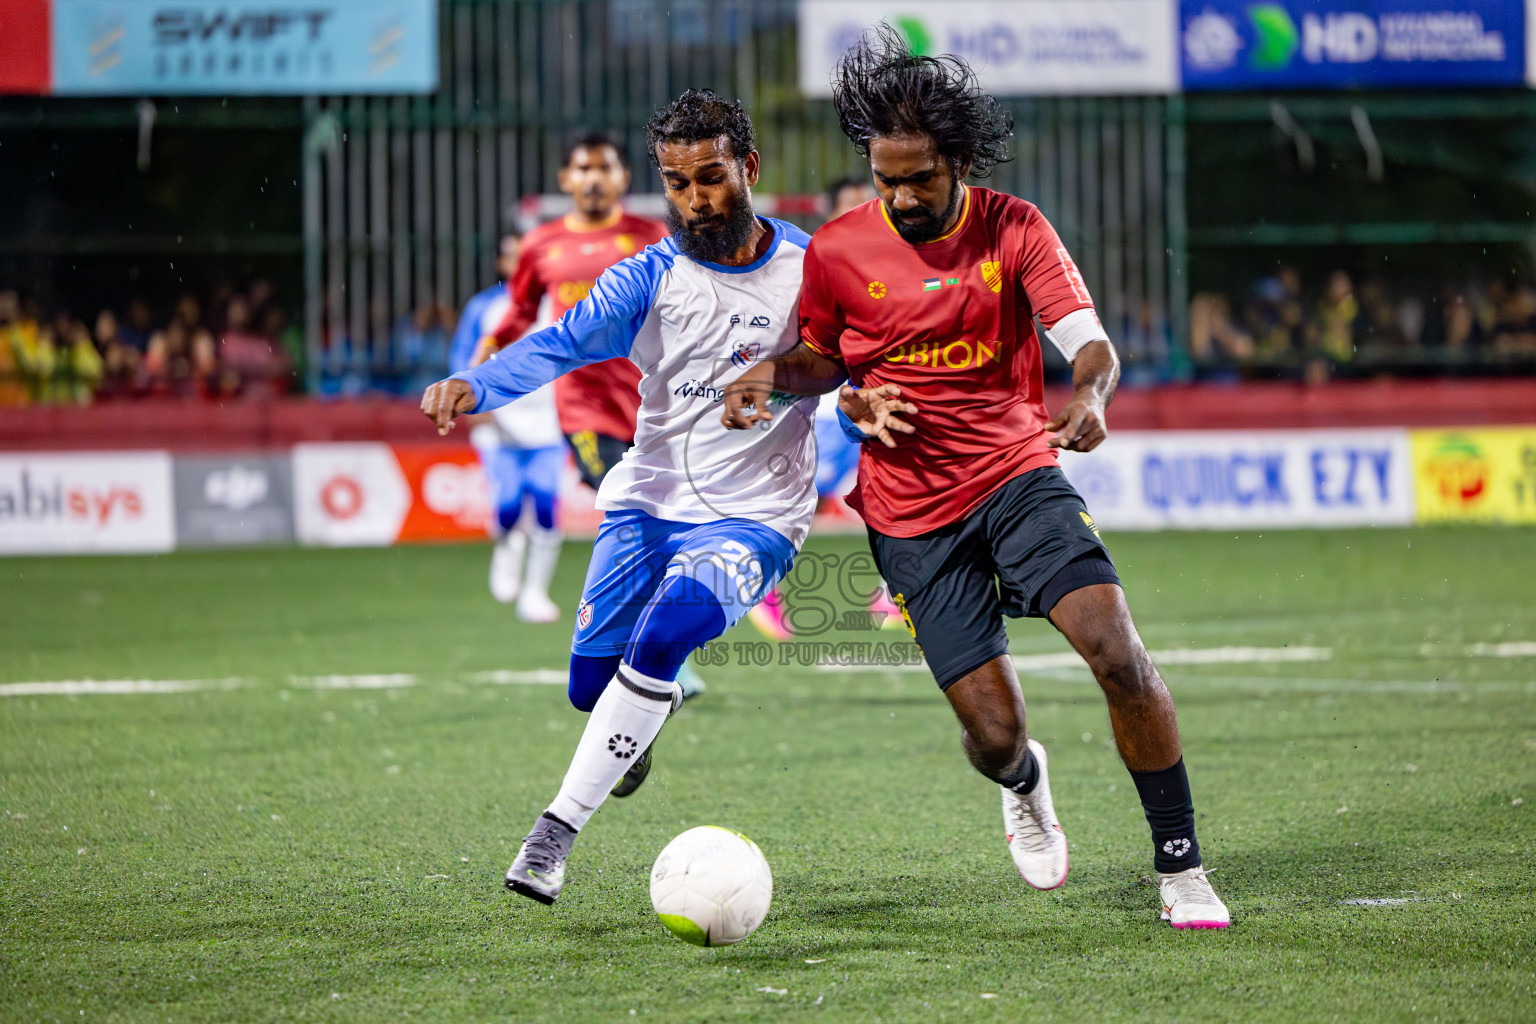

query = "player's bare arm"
[421,377,477,435]
[1045,338,1119,452]
[719,342,844,429]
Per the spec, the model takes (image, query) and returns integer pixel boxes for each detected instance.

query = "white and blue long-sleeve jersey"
[449,217,818,547]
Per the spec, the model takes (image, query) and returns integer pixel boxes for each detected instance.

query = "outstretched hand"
[839,383,918,449]
[1044,395,1107,452]
[420,378,478,436]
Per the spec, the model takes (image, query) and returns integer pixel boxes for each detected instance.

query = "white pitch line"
[1418,641,1536,658]
[468,670,566,685]
[0,678,239,697]
[1465,642,1536,658]
[289,674,417,690]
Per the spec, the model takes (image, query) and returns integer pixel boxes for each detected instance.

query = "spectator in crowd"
[1311,270,1360,361]
[1487,271,1536,357]
[0,291,30,406]
[94,308,141,398]
[392,301,454,397]
[141,319,193,397]
[1188,291,1253,368]
[1356,278,1409,350]
[8,294,51,403]
[44,310,103,405]
[218,294,292,398]
[1243,264,1304,359]
[119,298,154,354]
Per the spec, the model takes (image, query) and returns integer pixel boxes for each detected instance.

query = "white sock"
[546,665,678,830]
[521,524,562,601]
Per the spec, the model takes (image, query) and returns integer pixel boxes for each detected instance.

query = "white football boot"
[1001,738,1068,889]
[488,530,527,605]
[1158,865,1230,929]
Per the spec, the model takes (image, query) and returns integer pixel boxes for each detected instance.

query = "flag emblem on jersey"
[922,278,942,291]
[867,280,887,299]
[981,261,1002,294]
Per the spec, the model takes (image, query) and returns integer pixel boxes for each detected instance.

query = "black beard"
[889,172,962,243]
[666,195,759,264]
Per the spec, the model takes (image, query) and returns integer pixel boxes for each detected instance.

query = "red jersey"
[489,209,667,441]
[799,187,1095,536]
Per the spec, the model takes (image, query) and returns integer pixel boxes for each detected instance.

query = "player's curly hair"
[831,22,1013,178]
[644,89,756,167]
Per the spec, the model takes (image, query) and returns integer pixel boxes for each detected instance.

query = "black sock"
[995,745,1040,795]
[1130,759,1201,872]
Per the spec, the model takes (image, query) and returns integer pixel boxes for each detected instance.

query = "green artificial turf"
[2,528,1534,1022]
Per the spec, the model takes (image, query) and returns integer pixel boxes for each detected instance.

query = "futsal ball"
[650,826,773,947]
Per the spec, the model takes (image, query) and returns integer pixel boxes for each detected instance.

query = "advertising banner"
[391,444,491,543]
[0,451,175,554]
[49,0,437,96]
[799,0,1179,97]
[172,455,294,547]
[291,442,410,547]
[1057,429,1415,530]
[1180,0,1525,90]
[0,0,51,94]
[1410,427,1536,524]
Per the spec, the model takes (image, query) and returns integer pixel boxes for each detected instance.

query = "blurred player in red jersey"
[475,130,668,490]
[723,25,1228,929]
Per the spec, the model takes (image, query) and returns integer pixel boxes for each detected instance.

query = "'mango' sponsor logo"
[674,378,727,403]
[1424,436,1490,507]
[0,471,145,526]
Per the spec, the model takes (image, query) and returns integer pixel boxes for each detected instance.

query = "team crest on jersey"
[981,261,1002,294]
[731,341,761,368]
[577,601,594,630]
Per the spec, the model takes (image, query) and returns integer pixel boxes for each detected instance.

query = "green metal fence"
[301,0,1182,387]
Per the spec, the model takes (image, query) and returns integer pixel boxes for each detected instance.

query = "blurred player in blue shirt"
[450,230,567,621]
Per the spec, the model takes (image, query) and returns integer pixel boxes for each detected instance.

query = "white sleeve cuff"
[1042,308,1108,362]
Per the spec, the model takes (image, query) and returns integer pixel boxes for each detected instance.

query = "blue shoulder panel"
[449,242,676,412]
[770,217,813,251]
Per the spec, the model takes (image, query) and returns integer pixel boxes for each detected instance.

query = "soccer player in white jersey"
[422,91,895,905]
[449,231,565,620]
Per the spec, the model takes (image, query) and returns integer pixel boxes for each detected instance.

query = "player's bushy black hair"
[644,89,756,166]
[831,22,1013,177]
[560,128,626,168]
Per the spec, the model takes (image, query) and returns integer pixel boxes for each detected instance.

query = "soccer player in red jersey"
[476,130,668,490]
[723,26,1229,929]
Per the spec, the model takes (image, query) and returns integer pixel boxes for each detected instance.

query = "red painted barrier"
[1,379,1533,451]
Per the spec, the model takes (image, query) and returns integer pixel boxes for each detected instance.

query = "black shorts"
[564,431,629,491]
[868,466,1120,690]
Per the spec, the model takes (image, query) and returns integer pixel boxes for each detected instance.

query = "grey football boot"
[505,812,579,905]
